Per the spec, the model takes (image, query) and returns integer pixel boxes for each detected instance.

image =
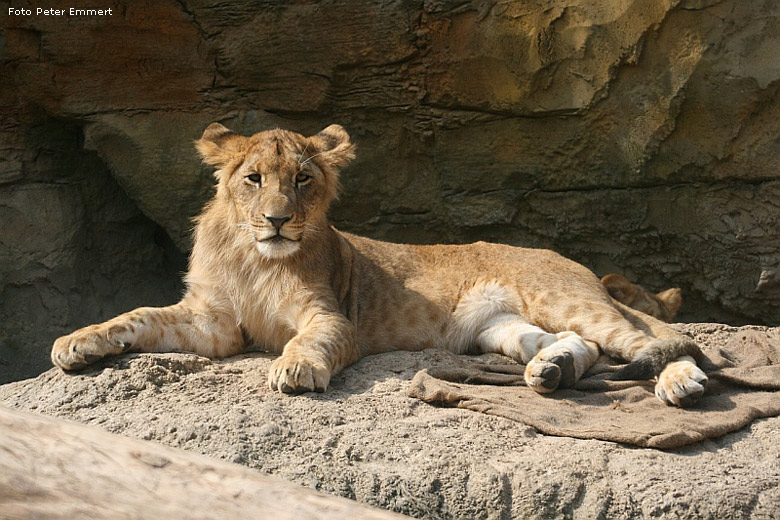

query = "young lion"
[601,274,683,323]
[51,124,708,407]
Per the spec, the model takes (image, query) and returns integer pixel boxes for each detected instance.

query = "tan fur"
[51,125,707,406]
[601,274,683,322]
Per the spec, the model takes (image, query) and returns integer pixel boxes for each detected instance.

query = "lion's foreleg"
[268,312,359,394]
[51,302,243,370]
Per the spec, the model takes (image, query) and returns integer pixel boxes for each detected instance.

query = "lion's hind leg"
[474,313,600,394]
[654,355,707,407]
[565,301,708,407]
[612,339,708,407]
[522,332,600,393]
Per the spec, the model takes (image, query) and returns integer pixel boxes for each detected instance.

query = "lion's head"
[195,123,355,259]
[601,274,682,322]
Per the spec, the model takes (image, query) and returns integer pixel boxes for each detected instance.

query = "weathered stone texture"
[1,0,779,381]
[1,324,779,519]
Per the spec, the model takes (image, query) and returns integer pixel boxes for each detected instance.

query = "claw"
[268,354,331,395]
[655,358,708,407]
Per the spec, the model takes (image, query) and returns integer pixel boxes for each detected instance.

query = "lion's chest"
[229,271,298,353]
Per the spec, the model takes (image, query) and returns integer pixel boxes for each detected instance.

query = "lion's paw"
[524,349,575,394]
[655,358,708,407]
[268,354,331,394]
[51,323,133,371]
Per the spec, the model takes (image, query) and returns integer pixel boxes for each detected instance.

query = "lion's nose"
[265,215,291,232]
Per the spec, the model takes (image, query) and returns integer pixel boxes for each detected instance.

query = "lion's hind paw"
[655,357,708,407]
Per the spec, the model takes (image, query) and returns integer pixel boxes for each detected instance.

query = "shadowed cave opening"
[0,114,186,383]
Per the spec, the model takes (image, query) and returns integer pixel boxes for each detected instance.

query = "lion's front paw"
[51,324,133,371]
[268,354,331,394]
[655,358,708,407]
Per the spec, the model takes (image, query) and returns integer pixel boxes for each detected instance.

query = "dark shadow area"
[0,112,186,384]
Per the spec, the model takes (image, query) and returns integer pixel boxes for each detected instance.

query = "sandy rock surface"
[2,323,778,519]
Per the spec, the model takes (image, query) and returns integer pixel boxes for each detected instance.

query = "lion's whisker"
[297,141,310,165]
[300,149,328,167]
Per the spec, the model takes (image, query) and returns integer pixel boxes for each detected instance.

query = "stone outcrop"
[1,324,778,519]
[1,405,409,520]
[2,0,779,381]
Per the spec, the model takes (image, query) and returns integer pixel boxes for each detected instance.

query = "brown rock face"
[2,0,779,381]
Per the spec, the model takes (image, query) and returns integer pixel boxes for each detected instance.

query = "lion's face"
[196,124,355,259]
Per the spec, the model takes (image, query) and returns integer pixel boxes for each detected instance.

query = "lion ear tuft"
[309,124,356,168]
[195,123,246,172]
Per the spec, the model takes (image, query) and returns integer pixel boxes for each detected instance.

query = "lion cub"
[601,274,683,322]
[51,124,707,407]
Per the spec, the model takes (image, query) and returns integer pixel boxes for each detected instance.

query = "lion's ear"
[656,287,683,318]
[195,123,247,171]
[308,124,355,168]
[600,274,636,302]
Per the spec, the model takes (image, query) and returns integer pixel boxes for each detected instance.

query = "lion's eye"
[246,173,262,185]
[295,173,312,186]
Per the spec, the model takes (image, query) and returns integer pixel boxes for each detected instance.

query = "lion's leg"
[614,302,708,407]
[653,355,707,407]
[522,333,601,394]
[51,297,243,370]
[554,301,708,407]
[475,313,600,393]
[268,311,360,394]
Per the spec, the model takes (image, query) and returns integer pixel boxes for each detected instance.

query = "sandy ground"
[2,323,778,519]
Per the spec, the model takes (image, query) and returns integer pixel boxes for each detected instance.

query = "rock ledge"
[2,323,779,519]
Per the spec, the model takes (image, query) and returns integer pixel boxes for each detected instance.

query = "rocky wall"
[1,0,779,381]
